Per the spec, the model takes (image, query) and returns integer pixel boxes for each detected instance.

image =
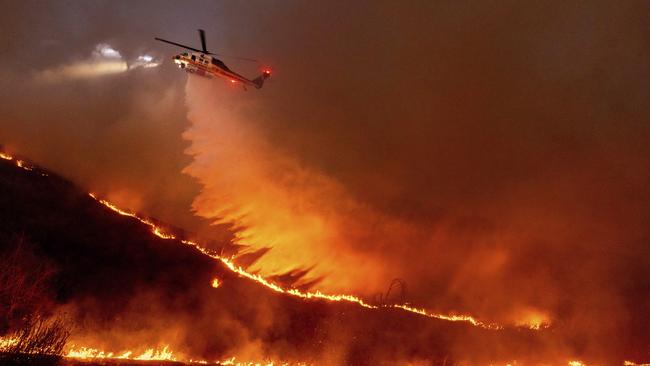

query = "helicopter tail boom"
[251,70,271,89]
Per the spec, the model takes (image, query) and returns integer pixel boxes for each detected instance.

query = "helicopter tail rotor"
[251,69,271,89]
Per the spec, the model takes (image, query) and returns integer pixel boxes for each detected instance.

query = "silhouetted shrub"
[0,236,56,334]
[0,236,68,365]
[3,315,69,356]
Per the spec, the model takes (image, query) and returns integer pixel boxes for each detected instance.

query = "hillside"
[0,153,588,365]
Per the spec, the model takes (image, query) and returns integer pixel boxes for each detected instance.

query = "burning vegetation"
[0,151,648,365]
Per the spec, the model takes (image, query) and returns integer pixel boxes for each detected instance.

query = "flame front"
[0,335,19,350]
[5,151,501,330]
[65,344,309,365]
[5,150,649,365]
[87,192,503,329]
[134,345,175,361]
[66,346,134,360]
[1,151,48,178]
[3,151,561,365]
[1,152,34,172]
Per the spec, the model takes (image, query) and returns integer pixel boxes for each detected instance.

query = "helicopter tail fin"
[252,70,271,89]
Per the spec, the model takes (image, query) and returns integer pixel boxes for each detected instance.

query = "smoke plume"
[181,3,650,359]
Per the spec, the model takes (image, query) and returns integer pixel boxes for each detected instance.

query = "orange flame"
[66,345,175,361]
[0,150,521,330]
[0,150,524,332]
[1,151,46,175]
[88,192,504,329]
[65,344,309,365]
[218,357,309,366]
[0,335,19,350]
[1,152,33,172]
[511,308,551,330]
[66,346,132,360]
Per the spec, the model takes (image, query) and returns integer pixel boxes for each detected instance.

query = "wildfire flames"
[1,150,552,364]
[64,344,309,365]
[1,333,615,366]
[0,335,18,349]
[1,152,33,172]
[3,150,509,331]
[66,345,175,361]
[0,335,307,365]
[85,192,506,330]
[5,150,648,365]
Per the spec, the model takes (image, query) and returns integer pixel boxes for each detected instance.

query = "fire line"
[0,150,521,330]
[86,193,504,330]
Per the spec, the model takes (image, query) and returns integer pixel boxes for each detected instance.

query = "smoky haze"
[1,0,649,361]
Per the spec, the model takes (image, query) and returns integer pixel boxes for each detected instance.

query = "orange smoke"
[182,76,389,293]
[87,190,501,329]
[179,77,561,329]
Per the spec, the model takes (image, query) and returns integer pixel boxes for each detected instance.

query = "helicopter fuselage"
[156,29,270,89]
[173,52,257,87]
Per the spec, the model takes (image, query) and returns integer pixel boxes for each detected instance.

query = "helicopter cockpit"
[173,52,190,68]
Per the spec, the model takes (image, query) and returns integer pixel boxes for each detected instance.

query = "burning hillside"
[0,152,648,365]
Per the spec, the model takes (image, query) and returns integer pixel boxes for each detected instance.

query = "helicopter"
[155,29,270,89]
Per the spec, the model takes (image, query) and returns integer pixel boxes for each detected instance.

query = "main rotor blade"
[198,29,208,53]
[154,37,204,53]
[156,36,259,63]
[210,53,259,63]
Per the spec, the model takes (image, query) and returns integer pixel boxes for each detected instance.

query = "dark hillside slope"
[0,157,216,316]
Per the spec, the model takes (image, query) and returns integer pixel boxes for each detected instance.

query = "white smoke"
[35,43,160,83]
[129,55,161,70]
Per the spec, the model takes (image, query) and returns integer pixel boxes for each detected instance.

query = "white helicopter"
[155,29,270,89]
